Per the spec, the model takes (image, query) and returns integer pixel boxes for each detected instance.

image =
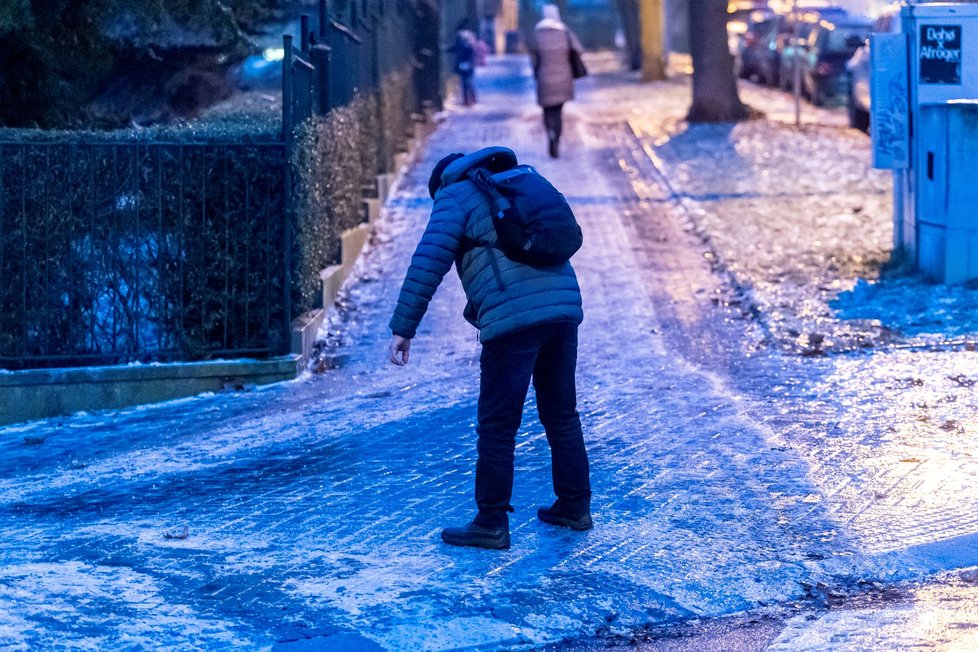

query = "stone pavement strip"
[2,55,978,651]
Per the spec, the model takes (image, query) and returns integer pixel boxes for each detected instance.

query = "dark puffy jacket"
[389,147,583,342]
[450,30,477,74]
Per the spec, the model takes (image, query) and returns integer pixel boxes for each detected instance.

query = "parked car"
[846,4,902,131]
[737,14,783,83]
[777,6,850,92]
[727,0,774,48]
[798,16,873,105]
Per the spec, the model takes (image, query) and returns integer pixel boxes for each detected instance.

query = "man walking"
[388,147,592,549]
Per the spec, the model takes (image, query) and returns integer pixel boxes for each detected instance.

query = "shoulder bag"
[567,32,588,79]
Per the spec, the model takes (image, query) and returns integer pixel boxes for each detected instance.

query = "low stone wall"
[317,119,428,316]
[320,223,372,311]
[0,357,299,426]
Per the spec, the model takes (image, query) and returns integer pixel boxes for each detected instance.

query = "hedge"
[292,67,415,313]
[0,65,418,369]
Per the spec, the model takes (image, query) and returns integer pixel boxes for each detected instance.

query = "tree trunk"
[613,0,642,70]
[640,0,667,80]
[686,0,749,123]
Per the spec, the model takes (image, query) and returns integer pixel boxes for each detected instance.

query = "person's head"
[541,4,561,21]
[428,152,465,198]
[456,18,473,32]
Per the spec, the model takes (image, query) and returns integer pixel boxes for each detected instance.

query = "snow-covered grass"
[600,64,978,354]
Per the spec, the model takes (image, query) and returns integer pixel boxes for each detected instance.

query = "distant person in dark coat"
[449,20,479,106]
[529,4,584,158]
[388,147,592,550]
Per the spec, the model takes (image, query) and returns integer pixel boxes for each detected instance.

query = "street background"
[3,54,978,651]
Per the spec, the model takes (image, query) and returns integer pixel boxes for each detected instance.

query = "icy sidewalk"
[606,65,978,556]
[616,71,978,356]
[589,56,978,648]
[1,55,978,651]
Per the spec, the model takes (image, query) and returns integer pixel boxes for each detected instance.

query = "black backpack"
[467,165,583,266]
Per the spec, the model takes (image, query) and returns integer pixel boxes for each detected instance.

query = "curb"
[0,356,300,426]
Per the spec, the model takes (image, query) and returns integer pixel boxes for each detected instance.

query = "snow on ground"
[2,54,978,651]
[587,55,978,355]
[577,59,978,593]
[767,569,978,651]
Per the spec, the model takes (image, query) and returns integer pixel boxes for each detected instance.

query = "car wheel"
[810,77,824,106]
[779,68,792,91]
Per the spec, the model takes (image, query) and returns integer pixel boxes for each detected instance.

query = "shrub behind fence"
[0,0,440,371]
[0,140,288,369]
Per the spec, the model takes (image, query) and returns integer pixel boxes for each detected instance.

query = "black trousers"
[543,103,564,141]
[459,71,476,106]
[473,321,591,528]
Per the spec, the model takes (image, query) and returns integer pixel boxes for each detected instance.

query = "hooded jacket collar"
[536,4,566,31]
[534,18,566,31]
[440,146,518,188]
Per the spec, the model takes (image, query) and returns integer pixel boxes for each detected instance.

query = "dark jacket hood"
[439,146,518,189]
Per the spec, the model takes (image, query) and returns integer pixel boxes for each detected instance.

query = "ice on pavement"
[2,54,978,651]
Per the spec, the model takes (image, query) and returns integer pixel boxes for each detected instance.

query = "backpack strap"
[468,168,514,220]
[464,168,506,291]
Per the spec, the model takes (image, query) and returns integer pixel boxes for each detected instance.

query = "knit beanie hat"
[428,152,465,198]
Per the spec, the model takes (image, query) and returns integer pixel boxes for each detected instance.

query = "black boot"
[547,129,559,158]
[441,521,511,549]
[537,501,592,530]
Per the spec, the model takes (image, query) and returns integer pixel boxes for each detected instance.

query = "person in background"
[449,19,478,106]
[529,4,584,158]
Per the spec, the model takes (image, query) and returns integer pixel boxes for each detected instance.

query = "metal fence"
[0,141,288,369]
[0,0,442,370]
[284,0,442,164]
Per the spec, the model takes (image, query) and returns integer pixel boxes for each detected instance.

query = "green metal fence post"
[281,34,295,353]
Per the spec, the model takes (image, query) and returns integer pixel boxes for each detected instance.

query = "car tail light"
[816,62,833,76]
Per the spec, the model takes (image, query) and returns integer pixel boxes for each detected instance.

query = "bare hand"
[389,335,411,366]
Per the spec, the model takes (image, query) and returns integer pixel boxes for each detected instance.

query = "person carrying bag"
[529,4,586,158]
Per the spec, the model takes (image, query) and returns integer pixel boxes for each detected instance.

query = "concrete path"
[3,55,978,651]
